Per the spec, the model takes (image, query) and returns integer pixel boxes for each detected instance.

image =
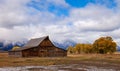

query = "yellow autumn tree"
[93,36,117,54]
[12,46,20,51]
[74,43,93,54]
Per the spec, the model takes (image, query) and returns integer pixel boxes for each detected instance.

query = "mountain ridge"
[0,40,76,51]
[0,40,120,51]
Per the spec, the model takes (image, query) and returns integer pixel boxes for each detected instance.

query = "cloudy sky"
[0,0,120,45]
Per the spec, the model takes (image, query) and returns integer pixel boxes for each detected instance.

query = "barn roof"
[11,36,48,51]
[24,36,48,47]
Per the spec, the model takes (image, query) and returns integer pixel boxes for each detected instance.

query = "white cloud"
[0,0,30,28]
[69,5,120,32]
[0,27,30,41]
[0,0,120,46]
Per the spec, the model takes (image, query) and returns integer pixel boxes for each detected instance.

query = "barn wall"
[22,47,39,57]
[9,47,67,57]
[38,46,55,57]
[38,46,67,57]
[55,48,67,57]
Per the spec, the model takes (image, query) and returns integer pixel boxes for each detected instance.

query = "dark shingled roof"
[11,36,48,51]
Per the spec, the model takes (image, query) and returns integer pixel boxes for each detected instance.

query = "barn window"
[41,51,44,53]
[33,48,37,51]
[48,50,54,52]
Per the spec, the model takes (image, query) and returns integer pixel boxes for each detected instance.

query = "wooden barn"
[9,36,67,57]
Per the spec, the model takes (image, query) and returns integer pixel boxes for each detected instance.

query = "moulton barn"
[9,36,67,57]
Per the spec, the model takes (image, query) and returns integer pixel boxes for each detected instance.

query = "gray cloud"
[0,0,30,28]
[68,5,120,32]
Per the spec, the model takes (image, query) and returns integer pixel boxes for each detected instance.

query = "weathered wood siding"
[22,47,39,57]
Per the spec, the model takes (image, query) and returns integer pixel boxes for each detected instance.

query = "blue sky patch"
[27,0,117,17]
[65,0,117,9]
[27,0,69,16]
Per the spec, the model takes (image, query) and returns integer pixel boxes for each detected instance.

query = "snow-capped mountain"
[0,39,119,51]
[0,41,26,51]
[53,40,77,50]
[117,46,120,51]
[0,40,76,51]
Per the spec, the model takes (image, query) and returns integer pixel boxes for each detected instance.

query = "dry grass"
[114,52,120,54]
[0,53,120,67]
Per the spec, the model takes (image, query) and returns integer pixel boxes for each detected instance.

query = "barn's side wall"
[22,47,39,57]
[55,47,67,57]
[37,46,67,57]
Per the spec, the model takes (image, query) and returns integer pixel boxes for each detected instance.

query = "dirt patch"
[0,64,119,71]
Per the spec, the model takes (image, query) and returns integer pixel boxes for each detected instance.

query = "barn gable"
[40,37,55,47]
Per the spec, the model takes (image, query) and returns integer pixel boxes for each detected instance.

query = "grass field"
[0,53,120,67]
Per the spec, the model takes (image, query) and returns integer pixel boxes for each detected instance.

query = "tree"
[75,44,82,54]
[74,43,93,54]
[84,44,93,53]
[93,36,117,54]
[12,46,20,51]
[67,46,75,54]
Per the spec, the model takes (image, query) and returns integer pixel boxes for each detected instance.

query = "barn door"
[48,50,55,57]
[29,48,38,57]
